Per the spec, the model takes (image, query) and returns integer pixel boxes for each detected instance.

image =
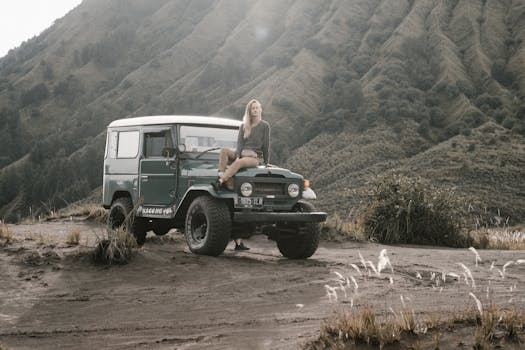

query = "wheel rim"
[190,211,208,243]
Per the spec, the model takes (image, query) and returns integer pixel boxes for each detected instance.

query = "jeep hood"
[235,166,302,179]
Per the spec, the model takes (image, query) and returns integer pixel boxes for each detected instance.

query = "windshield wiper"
[195,147,221,159]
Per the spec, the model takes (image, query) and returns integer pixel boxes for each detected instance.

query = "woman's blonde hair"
[242,99,261,139]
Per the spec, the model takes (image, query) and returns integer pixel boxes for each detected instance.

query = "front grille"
[253,182,285,195]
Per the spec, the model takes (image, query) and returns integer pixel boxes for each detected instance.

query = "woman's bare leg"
[218,148,236,172]
[221,157,259,182]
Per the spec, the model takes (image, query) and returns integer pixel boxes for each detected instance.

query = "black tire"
[185,196,231,256]
[107,197,148,245]
[276,201,320,259]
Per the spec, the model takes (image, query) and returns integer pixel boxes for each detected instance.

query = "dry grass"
[57,204,108,223]
[19,204,108,224]
[472,304,525,349]
[487,227,525,250]
[306,305,525,349]
[0,224,14,244]
[308,305,437,349]
[470,226,525,250]
[309,243,525,349]
[313,306,401,348]
[66,230,81,245]
[92,227,137,265]
[321,213,365,241]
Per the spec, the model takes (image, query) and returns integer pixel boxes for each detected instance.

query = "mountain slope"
[0,0,524,222]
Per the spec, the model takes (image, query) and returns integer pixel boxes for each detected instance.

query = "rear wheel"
[185,196,231,256]
[107,197,148,245]
[276,201,320,259]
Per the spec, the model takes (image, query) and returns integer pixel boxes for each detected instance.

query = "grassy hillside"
[0,0,524,223]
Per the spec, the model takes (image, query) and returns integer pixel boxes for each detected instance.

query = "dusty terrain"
[1,220,524,349]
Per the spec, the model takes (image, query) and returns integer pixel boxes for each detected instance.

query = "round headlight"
[287,183,300,198]
[240,182,253,197]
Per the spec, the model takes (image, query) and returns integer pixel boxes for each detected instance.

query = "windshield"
[179,125,238,153]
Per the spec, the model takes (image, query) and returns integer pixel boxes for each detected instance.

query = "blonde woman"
[215,99,271,250]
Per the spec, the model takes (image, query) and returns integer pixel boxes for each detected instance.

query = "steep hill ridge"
[0,0,524,222]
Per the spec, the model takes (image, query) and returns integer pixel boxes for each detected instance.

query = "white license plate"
[235,197,264,207]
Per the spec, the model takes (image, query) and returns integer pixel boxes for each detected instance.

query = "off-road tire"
[276,201,320,259]
[185,196,231,256]
[107,197,148,245]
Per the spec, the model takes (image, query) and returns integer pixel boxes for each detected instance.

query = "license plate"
[235,197,263,207]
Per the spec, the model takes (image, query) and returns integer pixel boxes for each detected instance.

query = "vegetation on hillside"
[1,0,524,223]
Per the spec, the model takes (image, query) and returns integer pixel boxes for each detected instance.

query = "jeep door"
[139,127,177,205]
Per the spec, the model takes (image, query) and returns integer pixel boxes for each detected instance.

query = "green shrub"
[475,93,502,110]
[362,174,468,247]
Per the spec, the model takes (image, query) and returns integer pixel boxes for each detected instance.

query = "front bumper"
[233,211,327,224]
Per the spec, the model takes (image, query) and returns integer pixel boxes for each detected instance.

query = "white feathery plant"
[469,292,483,317]
[350,276,359,292]
[358,251,368,272]
[502,260,514,274]
[457,263,476,289]
[377,248,393,275]
[366,260,379,275]
[468,247,482,267]
[350,263,362,276]
[324,285,338,303]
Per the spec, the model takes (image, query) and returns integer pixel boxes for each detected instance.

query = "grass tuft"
[0,224,14,244]
[92,227,137,265]
[58,204,108,223]
[321,212,365,241]
[310,306,402,348]
[307,305,525,349]
[66,230,81,245]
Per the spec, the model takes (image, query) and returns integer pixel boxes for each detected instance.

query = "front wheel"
[107,197,148,245]
[276,201,320,259]
[185,196,231,256]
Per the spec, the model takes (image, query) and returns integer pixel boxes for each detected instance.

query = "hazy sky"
[0,0,82,58]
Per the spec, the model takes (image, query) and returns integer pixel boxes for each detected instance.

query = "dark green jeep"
[103,115,326,259]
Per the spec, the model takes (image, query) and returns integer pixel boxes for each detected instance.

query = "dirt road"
[1,220,524,349]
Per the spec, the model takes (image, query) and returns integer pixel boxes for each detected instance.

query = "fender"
[173,184,237,218]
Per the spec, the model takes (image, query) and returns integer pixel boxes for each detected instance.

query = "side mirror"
[177,144,186,153]
[161,147,176,158]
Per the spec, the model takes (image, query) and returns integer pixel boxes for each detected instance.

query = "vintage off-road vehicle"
[103,115,326,259]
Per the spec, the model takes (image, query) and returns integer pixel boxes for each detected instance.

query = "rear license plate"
[235,197,264,208]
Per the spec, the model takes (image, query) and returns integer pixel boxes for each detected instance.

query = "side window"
[109,131,118,158]
[144,130,173,158]
[116,131,139,158]
[104,132,110,159]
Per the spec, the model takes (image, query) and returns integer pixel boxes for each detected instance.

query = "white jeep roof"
[108,115,242,128]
